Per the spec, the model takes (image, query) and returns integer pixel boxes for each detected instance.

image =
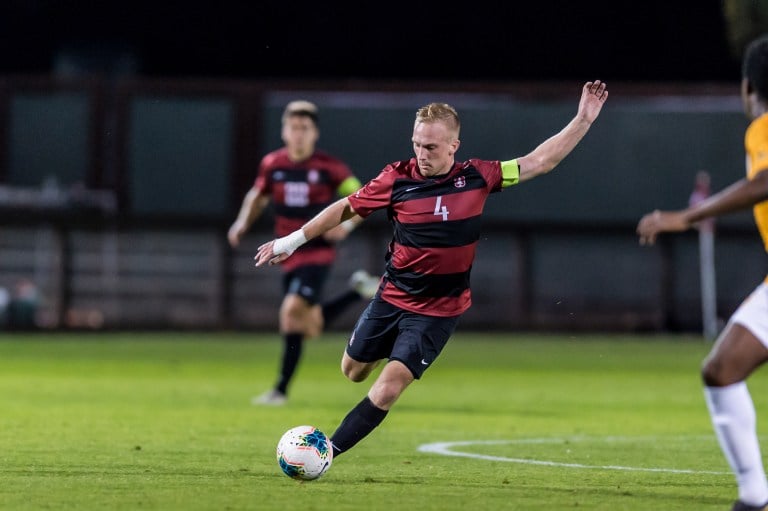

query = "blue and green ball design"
[276,425,333,480]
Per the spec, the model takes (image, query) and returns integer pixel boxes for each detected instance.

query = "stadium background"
[0,0,766,332]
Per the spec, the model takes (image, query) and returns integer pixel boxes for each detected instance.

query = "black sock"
[330,396,388,458]
[275,333,303,395]
[321,290,361,327]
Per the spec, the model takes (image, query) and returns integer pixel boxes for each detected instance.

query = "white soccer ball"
[276,425,333,481]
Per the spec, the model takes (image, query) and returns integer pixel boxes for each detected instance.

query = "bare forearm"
[229,190,269,247]
[301,198,357,240]
[237,189,268,227]
[258,198,357,265]
[637,172,768,246]
[684,174,768,224]
[516,80,607,182]
[517,117,593,181]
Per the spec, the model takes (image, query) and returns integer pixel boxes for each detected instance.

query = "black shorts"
[282,265,331,306]
[346,295,460,379]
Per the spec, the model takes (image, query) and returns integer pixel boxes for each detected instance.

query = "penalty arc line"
[417,438,730,475]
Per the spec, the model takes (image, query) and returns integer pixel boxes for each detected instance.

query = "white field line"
[417,436,730,475]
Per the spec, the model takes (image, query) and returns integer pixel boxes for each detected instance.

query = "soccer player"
[637,34,768,511]
[228,100,379,406]
[254,80,608,454]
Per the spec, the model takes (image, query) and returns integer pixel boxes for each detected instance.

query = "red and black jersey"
[348,158,504,317]
[255,148,356,272]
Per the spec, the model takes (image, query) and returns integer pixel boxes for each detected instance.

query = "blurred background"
[0,0,766,334]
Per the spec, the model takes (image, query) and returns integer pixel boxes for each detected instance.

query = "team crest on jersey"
[454,176,466,188]
[308,169,319,183]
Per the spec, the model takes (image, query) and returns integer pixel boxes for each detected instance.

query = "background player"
[228,100,379,406]
[637,34,768,511]
[254,81,608,456]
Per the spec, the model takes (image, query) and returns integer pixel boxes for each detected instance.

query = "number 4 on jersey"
[434,196,449,221]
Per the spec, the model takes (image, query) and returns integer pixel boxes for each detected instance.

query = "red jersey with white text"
[347,158,504,316]
[255,148,355,273]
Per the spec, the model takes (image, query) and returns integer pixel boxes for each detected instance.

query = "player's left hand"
[254,240,289,266]
[636,210,689,246]
[578,80,609,124]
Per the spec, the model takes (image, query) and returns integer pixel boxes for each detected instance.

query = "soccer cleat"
[251,389,287,406]
[349,270,380,300]
[732,499,768,511]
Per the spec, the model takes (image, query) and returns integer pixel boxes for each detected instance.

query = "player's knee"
[305,307,324,338]
[701,357,727,386]
[347,371,367,383]
[280,302,306,321]
[342,365,368,382]
[279,314,302,333]
[341,357,373,382]
[279,297,314,331]
[305,322,322,339]
[368,383,402,410]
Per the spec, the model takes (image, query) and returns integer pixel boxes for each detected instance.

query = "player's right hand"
[228,222,246,248]
[254,240,289,267]
[636,210,689,246]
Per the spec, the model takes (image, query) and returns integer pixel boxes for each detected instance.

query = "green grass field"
[0,331,764,510]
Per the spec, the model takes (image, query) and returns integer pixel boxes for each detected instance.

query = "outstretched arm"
[637,169,768,245]
[516,80,608,182]
[228,188,270,247]
[322,213,365,243]
[254,197,357,266]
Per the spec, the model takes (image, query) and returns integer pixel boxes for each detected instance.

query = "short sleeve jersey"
[255,147,357,273]
[347,157,512,317]
[744,112,768,282]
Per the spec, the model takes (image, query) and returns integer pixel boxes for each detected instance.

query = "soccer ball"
[276,425,333,481]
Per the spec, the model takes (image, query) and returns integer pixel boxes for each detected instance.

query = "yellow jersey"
[744,113,768,277]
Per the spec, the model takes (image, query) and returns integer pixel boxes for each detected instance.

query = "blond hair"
[415,102,460,136]
[282,100,319,124]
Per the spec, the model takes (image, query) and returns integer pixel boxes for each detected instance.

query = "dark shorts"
[346,295,460,379]
[282,265,331,306]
